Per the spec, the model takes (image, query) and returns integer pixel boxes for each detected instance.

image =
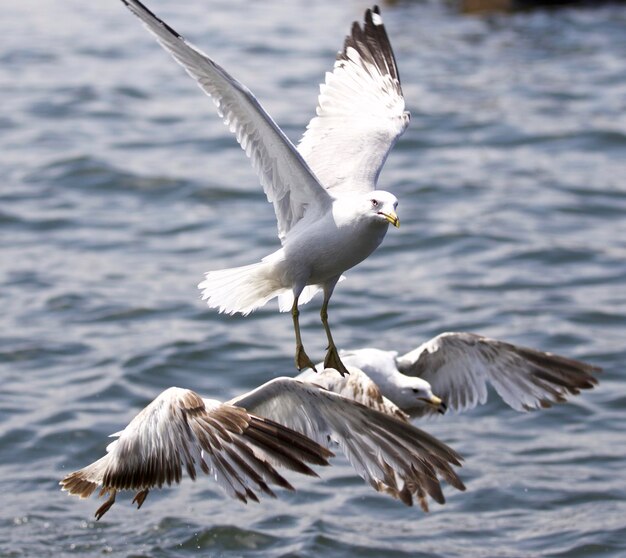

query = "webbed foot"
[323,346,350,377]
[95,490,117,520]
[132,489,150,509]
[295,344,316,371]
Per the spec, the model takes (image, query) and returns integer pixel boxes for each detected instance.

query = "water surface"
[1,1,625,556]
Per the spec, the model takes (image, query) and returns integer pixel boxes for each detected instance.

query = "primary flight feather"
[121,1,408,375]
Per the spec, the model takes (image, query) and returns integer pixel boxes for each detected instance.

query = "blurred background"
[1,0,625,556]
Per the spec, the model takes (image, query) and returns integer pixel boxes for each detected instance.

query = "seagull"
[60,387,333,520]
[297,364,446,422]
[297,332,600,418]
[120,1,408,376]
[61,378,465,517]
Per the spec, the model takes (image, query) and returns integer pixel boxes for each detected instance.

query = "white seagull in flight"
[61,378,465,518]
[120,1,408,375]
[297,332,600,419]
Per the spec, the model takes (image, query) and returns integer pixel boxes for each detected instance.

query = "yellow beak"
[428,395,443,408]
[419,394,446,413]
[380,211,400,228]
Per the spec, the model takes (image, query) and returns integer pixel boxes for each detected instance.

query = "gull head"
[397,378,447,415]
[341,347,446,415]
[363,190,400,228]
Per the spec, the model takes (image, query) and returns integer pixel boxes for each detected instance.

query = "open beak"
[379,210,400,228]
[420,395,447,415]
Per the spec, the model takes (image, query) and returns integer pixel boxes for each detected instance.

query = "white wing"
[228,378,465,510]
[121,0,331,241]
[60,387,332,519]
[297,366,409,422]
[297,7,409,194]
[396,332,601,415]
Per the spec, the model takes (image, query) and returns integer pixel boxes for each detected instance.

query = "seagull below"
[60,387,332,519]
[297,332,600,418]
[120,0,408,375]
[61,377,465,517]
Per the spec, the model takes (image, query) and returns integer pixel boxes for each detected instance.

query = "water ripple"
[0,1,624,557]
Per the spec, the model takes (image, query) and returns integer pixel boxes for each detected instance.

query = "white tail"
[198,262,285,315]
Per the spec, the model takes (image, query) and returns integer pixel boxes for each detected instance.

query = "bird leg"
[292,297,315,371]
[94,489,117,520]
[321,296,350,377]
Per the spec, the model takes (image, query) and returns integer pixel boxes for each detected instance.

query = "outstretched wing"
[229,377,465,511]
[60,387,332,518]
[121,0,331,241]
[397,332,601,415]
[297,6,409,194]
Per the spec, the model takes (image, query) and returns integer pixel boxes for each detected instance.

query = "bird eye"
[412,388,419,394]
[371,199,379,207]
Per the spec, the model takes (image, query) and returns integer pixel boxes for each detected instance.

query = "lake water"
[1,1,625,556]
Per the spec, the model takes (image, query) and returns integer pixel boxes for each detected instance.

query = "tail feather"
[60,455,108,498]
[198,262,284,315]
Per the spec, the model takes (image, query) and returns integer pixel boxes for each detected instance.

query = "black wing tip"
[121,0,184,40]
[337,4,401,87]
[514,345,603,394]
[365,6,383,25]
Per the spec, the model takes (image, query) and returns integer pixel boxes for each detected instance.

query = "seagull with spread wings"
[297,333,600,419]
[61,379,465,518]
[60,387,333,519]
[120,1,408,375]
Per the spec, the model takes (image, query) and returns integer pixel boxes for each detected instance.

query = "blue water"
[1,1,625,556]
